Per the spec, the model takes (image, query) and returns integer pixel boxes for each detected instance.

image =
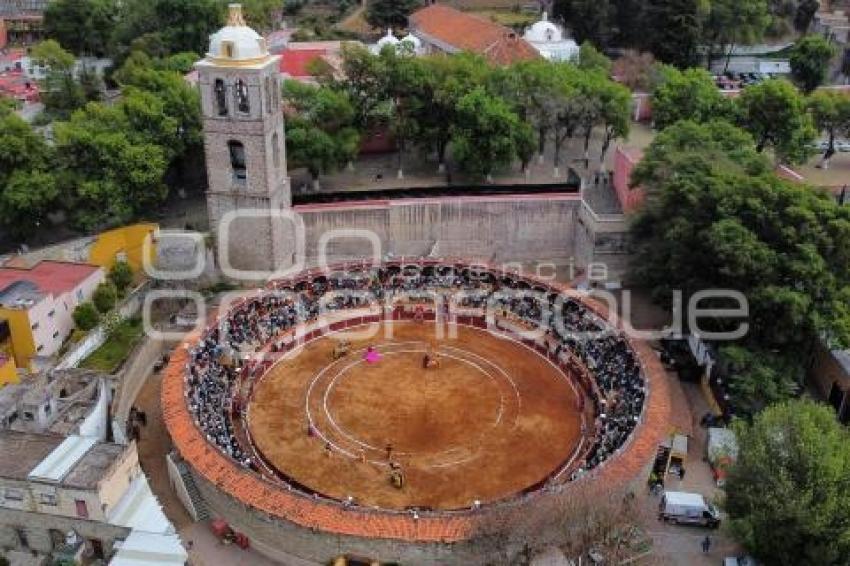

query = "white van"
[659,491,721,528]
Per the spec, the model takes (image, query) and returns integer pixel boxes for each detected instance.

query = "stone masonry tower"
[196,4,290,275]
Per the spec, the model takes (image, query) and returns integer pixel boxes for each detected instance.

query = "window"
[23,411,34,421]
[4,488,23,501]
[228,141,247,183]
[36,345,44,352]
[48,309,55,317]
[222,41,235,59]
[265,76,272,112]
[76,289,83,301]
[30,322,39,330]
[272,132,280,169]
[214,78,228,116]
[39,493,57,506]
[52,331,59,339]
[75,499,89,518]
[235,79,250,113]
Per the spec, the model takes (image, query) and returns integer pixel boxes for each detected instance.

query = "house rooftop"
[0,260,100,303]
[62,442,125,489]
[409,4,540,65]
[0,430,64,480]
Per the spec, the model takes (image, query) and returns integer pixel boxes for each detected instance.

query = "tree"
[790,34,837,93]
[642,0,704,68]
[631,120,850,392]
[724,400,850,564]
[595,78,632,170]
[703,0,769,72]
[651,67,731,129]
[718,345,799,415]
[54,101,169,229]
[451,88,531,180]
[365,0,422,31]
[612,50,659,92]
[808,90,850,169]
[736,79,816,162]
[0,170,59,238]
[109,261,134,293]
[553,0,613,46]
[30,40,87,118]
[241,0,282,31]
[43,0,117,56]
[73,302,101,331]
[577,41,612,74]
[794,0,820,34]
[93,281,118,313]
[112,0,223,60]
[283,80,360,189]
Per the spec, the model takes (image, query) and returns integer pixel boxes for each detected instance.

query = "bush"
[93,281,118,313]
[73,302,100,331]
[108,260,133,293]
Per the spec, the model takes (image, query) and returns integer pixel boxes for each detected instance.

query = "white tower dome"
[207,4,269,63]
[524,12,563,43]
[376,28,400,50]
[400,33,422,51]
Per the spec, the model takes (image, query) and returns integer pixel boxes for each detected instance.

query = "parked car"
[659,491,721,528]
[724,557,758,566]
[835,140,850,152]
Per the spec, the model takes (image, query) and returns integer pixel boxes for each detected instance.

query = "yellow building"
[87,223,158,274]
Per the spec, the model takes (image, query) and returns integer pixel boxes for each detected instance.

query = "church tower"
[196,4,289,276]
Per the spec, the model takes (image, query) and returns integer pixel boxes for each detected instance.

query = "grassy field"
[469,8,537,27]
[80,317,144,373]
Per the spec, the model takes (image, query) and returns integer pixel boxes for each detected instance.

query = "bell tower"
[196,4,290,276]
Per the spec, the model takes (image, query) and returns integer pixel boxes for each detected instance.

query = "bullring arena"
[162,259,673,564]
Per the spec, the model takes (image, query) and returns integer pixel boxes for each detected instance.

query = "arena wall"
[294,193,585,268]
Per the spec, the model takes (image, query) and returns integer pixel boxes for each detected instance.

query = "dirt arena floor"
[247,322,588,510]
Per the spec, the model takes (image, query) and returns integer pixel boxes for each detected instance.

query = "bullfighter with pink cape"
[363,345,383,364]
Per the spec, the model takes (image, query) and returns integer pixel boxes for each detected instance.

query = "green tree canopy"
[724,400,850,564]
[808,90,850,167]
[73,302,101,331]
[736,79,816,163]
[790,34,837,93]
[652,67,731,130]
[43,0,118,56]
[577,41,613,74]
[451,87,531,179]
[631,120,850,409]
[108,261,134,293]
[365,0,422,31]
[93,281,118,313]
[31,40,90,118]
[702,0,769,72]
[642,0,705,68]
[283,80,360,188]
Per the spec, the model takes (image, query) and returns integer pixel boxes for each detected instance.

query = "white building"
[524,13,579,62]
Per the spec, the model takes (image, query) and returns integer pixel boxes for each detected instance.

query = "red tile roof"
[0,261,101,297]
[409,4,540,65]
[279,48,328,79]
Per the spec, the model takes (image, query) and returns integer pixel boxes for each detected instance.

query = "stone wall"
[0,507,129,555]
[295,194,585,269]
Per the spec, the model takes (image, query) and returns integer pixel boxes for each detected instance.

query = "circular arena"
[162,260,672,564]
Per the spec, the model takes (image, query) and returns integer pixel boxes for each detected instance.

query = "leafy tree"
[241,0,282,31]
[794,0,820,34]
[808,90,850,169]
[718,345,799,415]
[610,0,647,47]
[790,34,837,93]
[577,41,612,74]
[553,0,613,46]
[365,0,422,31]
[73,302,101,331]
[108,261,134,293]
[31,40,87,118]
[93,281,118,313]
[736,79,816,162]
[43,0,118,56]
[329,44,391,131]
[612,50,660,92]
[283,80,360,189]
[54,101,169,229]
[451,88,531,180]
[702,0,769,72]
[652,67,731,129]
[631,120,850,392]
[595,77,632,170]
[642,0,704,68]
[112,0,223,60]
[0,170,59,238]
[724,400,850,564]
[0,108,51,185]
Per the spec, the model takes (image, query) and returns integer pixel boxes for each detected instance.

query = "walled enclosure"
[163,261,672,565]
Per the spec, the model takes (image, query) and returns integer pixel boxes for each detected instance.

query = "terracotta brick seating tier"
[162,259,673,543]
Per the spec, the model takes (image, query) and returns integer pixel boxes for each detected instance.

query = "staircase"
[177,461,210,521]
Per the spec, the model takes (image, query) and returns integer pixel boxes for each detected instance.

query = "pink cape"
[364,350,383,364]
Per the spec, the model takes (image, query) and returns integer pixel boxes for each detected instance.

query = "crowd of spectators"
[183,263,646,497]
